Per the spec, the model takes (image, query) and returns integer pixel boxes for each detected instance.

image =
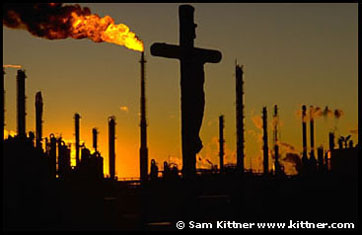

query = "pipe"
[219,115,224,173]
[273,105,280,174]
[108,116,116,180]
[74,113,80,166]
[302,105,308,163]
[17,70,26,137]
[35,91,43,150]
[262,107,268,175]
[1,69,4,142]
[92,128,98,152]
[235,63,244,173]
[139,51,149,182]
[309,105,316,160]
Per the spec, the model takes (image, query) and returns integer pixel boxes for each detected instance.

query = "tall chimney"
[35,92,43,150]
[273,105,280,174]
[1,69,4,142]
[139,51,149,182]
[74,113,80,166]
[108,116,116,180]
[92,128,98,152]
[302,105,308,164]
[317,146,324,171]
[219,115,225,173]
[309,105,316,161]
[235,63,245,173]
[262,107,268,175]
[17,70,26,137]
[328,132,335,152]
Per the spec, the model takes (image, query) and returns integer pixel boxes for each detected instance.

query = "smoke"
[278,142,299,155]
[322,106,334,118]
[197,154,214,169]
[3,3,143,51]
[350,129,358,135]
[3,64,22,69]
[334,109,343,119]
[251,115,263,130]
[283,153,302,174]
[296,106,344,121]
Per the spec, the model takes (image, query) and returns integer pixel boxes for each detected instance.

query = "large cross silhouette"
[150,5,222,177]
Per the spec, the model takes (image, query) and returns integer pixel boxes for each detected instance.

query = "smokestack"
[317,146,324,171]
[74,113,80,166]
[108,116,116,180]
[92,128,98,152]
[35,91,43,150]
[329,132,335,152]
[235,63,244,173]
[139,51,149,182]
[17,70,26,137]
[302,105,308,163]
[273,105,280,174]
[1,69,4,142]
[219,115,225,173]
[309,106,316,161]
[262,107,268,175]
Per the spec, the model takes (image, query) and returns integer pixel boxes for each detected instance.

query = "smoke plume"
[3,3,143,51]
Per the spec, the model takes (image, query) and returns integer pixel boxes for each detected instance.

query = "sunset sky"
[3,3,358,178]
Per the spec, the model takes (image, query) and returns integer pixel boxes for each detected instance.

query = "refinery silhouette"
[2,4,358,231]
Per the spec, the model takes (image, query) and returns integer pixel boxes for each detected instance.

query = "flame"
[3,64,22,68]
[3,3,144,52]
[70,12,144,52]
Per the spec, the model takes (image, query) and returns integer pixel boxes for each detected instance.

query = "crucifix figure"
[150,5,222,177]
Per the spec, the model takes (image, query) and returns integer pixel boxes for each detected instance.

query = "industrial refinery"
[3,3,358,231]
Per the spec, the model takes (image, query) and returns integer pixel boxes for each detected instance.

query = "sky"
[3,3,358,178]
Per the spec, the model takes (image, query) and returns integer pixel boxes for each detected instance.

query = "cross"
[150,5,222,177]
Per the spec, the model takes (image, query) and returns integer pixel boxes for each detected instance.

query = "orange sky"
[3,3,358,178]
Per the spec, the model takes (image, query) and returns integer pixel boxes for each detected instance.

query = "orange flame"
[3,3,144,52]
[3,64,22,68]
[70,12,144,52]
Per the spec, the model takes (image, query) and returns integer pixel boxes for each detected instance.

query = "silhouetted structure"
[48,134,57,178]
[329,132,335,152]
[74,113,81,167]
[309,106,316,163]
[92,128,98,152]
[2,4,358,230]
[218,115,224,173]
[150,159,158,180]
[262,107,268,175]
[317,146,324,172]
[150,4,222,178]
[330,140,358,179]
[58,137,71,178]
[139,51,149,182]
[1,69,4,143]
[273,105,282,175]
[235,64,245,173]
[301,105,308,165]
[35,91,43,150]
[108,116,116,180]
[163,161,170,178]
[17,70,26,137]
